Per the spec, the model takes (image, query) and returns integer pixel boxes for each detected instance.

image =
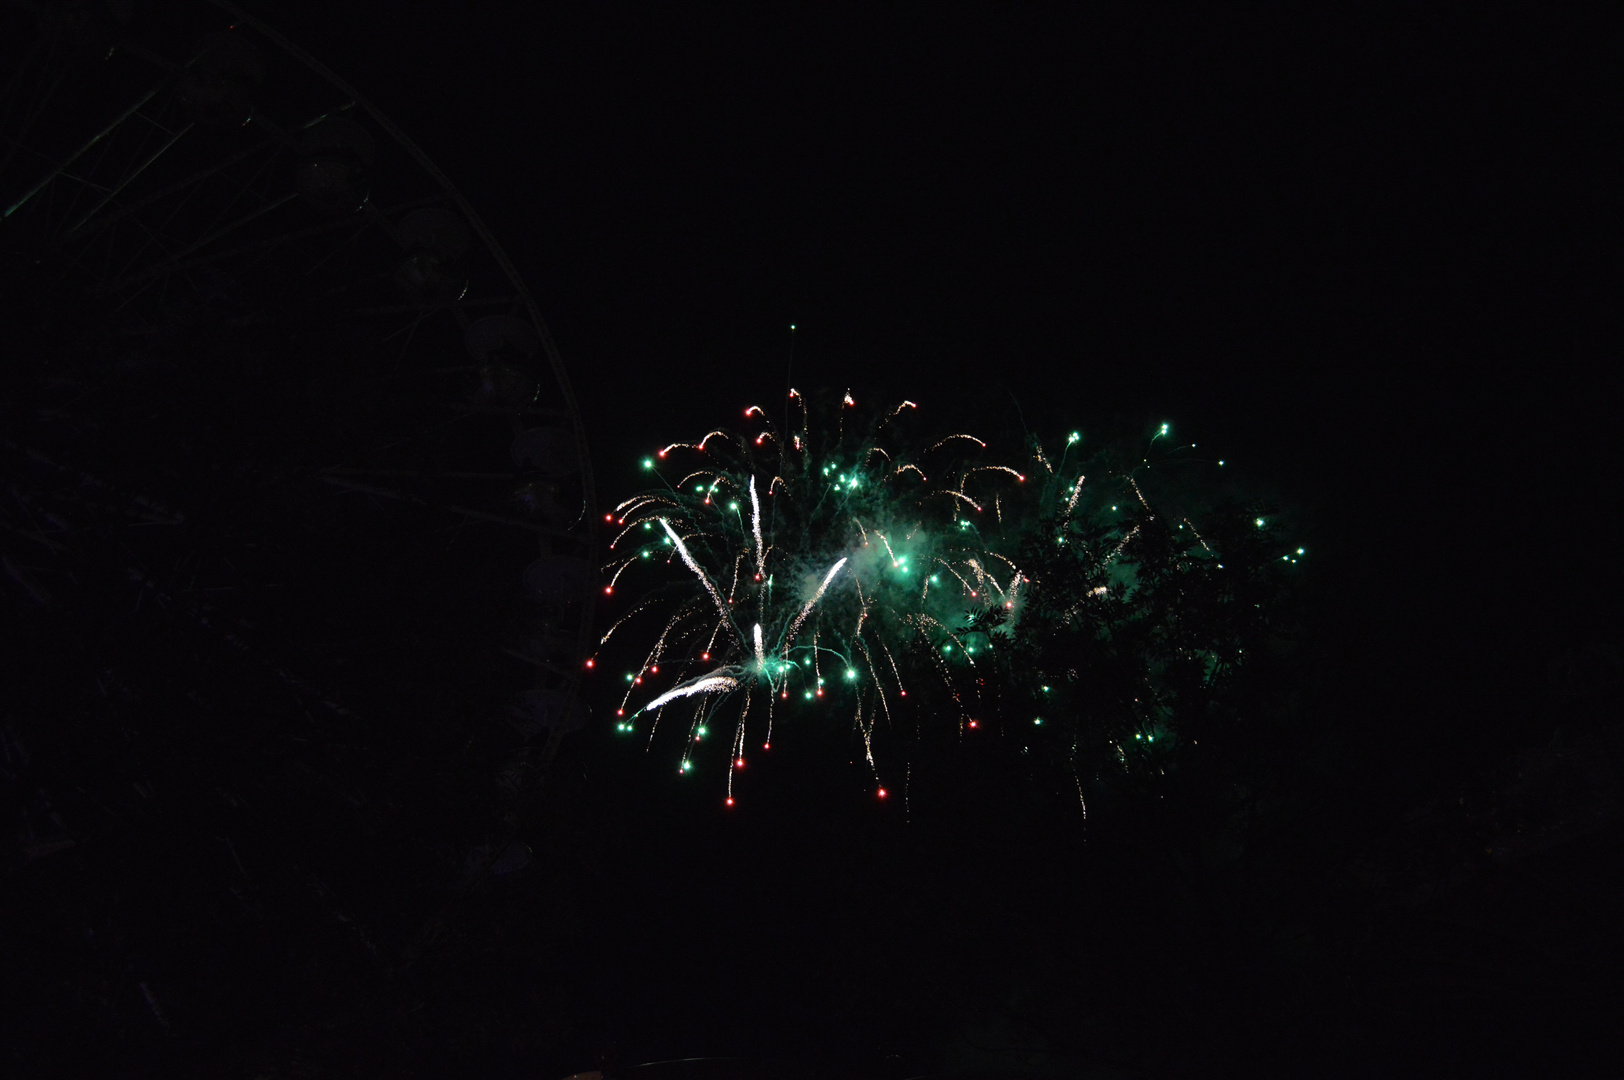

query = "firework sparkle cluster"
[998,420,1308,815]
[598,391,1030,802]
[598,393,1307,811]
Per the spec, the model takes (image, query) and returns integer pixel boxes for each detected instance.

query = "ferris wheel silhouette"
[1,1,596,883]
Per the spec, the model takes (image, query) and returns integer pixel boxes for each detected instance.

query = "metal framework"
[1,0,597,816]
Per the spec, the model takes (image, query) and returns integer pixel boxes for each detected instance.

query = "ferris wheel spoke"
[103,189,300,296]
[318,473,581,539]
[322,468,530,482]
[3,84,163,220]
[63,118,194,240]
[68,132,281,244]
[2,3,600,853]
[96,192,451,312]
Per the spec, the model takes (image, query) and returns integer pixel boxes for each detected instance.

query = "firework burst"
[990,419,1308,817]
[599,391,1028,802]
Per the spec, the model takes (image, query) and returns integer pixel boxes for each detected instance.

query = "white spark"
[644,673,741,712]
[784,557,848,646]
[660,518,731,622]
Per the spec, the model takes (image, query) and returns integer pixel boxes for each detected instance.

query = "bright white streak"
[784,557,848,645]
[753,622,765,670]
[1107,523,1141,564]
[613,493,678,516]
[1066,475,1086,515]
[961,465,1026,487]
[749,475,765,580]
[879,532,901,565]
[659,517,731,622]
[926,433,987,453]
[644,673,741,712]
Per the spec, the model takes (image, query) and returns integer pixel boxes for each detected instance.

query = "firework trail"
[599,392,1028,801]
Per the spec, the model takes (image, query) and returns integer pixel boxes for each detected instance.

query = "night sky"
[263,0,1621,818]
[6,2,1623,1077]
[256,0,1621,663]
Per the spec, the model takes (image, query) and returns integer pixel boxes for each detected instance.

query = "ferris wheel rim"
[205,0,593,487]
[1,0,602,741]
[206,0,599,567]
[209,0,601,733]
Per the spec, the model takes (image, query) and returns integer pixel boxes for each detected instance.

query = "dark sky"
[250,0,1621,693]
[7,5,1622,1074]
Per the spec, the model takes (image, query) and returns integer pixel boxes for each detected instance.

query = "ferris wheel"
[1,1,596,875]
